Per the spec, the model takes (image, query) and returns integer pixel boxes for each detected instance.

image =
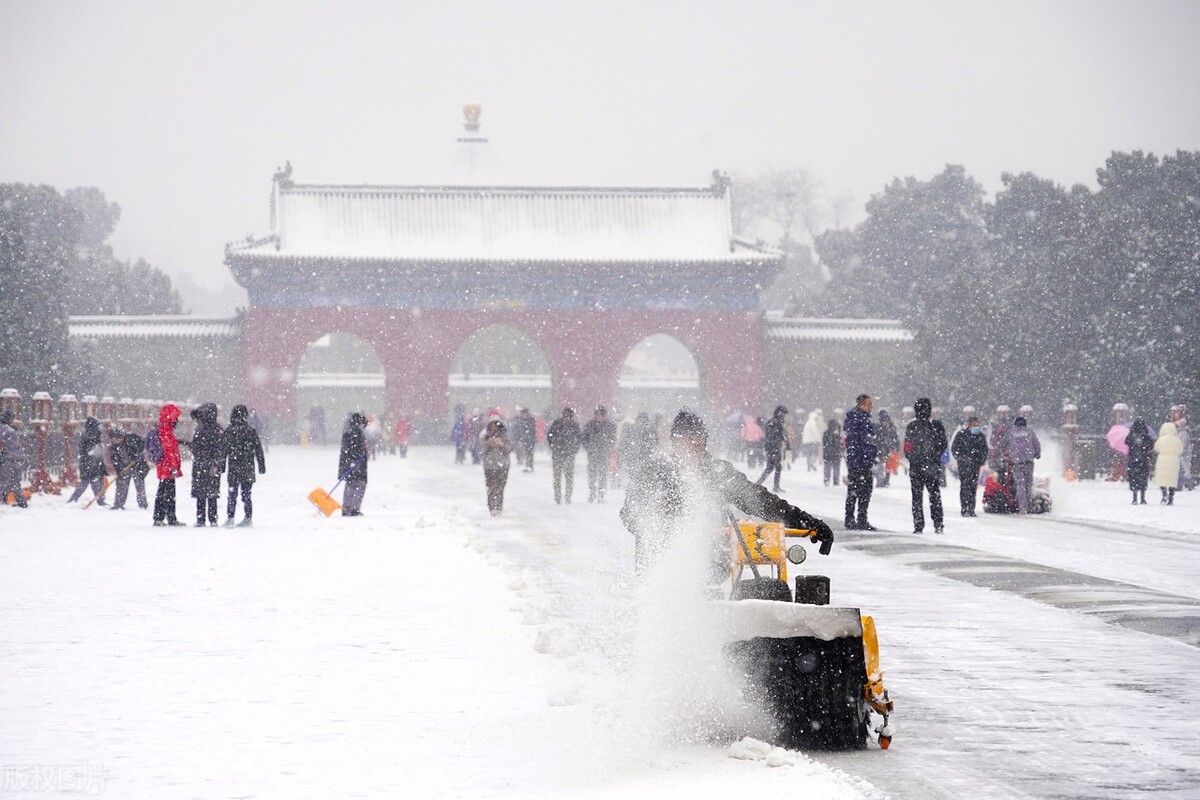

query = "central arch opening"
[618,334,702,418]
[448,324,553,417]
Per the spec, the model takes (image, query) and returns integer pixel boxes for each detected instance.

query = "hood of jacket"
[230,404,249,425]
[159,403,181,427]
[1159,422,1179,439]
[191,402,219,425]
[914,398,932,420]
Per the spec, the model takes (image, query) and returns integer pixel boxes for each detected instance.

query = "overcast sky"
[3,0,1198,292]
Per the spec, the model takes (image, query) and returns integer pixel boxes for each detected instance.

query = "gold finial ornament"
[463,103,482,132]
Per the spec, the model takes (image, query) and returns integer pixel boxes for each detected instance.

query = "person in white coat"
[1153,421,1183,505]
[1171,406,1192,490]
[802,409,825,472]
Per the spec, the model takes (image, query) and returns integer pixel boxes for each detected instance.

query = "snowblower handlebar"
[785,527,834,556]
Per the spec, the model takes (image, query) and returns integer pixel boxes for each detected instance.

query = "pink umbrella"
[1106,423,1131,454]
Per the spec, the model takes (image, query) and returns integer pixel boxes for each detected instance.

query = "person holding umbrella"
[1105,415,1133,482]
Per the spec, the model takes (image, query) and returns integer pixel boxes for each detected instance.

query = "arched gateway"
[226,167,782,429]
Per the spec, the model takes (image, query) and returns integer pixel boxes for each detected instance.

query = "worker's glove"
[809,519,835,555]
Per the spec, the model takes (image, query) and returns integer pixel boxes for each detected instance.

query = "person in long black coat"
[67,417,108,505]
[339,412,369,516]
[755,405,790,491]
[1124,419,1155,505]
[224,404,266,526]
[903,398,948,534]
[951,415,989,516]
[582,405,617,503]
[547,407,582,504]
[189,403,226,526]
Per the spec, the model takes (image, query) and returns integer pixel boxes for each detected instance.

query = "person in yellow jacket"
[1153,421,1183,505]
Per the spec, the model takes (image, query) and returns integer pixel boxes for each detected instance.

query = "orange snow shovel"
[308,456,364,516]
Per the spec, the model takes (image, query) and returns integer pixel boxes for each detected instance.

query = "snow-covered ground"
[2,443,1197,799]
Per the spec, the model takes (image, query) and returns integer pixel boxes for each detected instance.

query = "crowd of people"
[0,403,268,526]
[3,395,1190,541]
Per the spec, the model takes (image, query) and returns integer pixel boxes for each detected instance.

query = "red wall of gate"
[244,308,764,422]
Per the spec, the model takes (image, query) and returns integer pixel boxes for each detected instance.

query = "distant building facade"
[224,166,782,430]
[68,315,243,409]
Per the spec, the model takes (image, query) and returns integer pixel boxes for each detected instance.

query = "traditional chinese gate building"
[226,168,783,428]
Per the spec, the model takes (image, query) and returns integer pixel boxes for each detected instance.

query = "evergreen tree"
[0,184,82,395]
[62,188,182,315]
[1086,151,1200,422]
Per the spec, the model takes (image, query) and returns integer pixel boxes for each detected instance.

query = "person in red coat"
[153,403,185,526]
[394,416,414,458]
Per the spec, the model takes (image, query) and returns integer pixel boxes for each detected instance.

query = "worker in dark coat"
[620,409,834,576]
[582,405,617,503]
[339,411,369,516]
[224,404,266,527]
[189,403,225,526]
[755,405,790,491]
[67,417,108,505]
[951,416,989,516]
[903,398,949,534]
[546,407,582,504]
[108,427,149,510]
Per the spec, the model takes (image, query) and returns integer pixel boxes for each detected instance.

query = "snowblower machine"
[719,520,894,750]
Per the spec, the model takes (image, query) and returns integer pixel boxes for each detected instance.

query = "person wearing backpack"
[904,398,948,534]
[151,403,185,526]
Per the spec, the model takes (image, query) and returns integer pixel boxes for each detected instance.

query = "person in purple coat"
[998,416,1041,514]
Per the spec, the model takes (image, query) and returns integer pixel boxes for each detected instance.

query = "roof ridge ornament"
[711,169,731,195]
[273,160,294,190]
[463,103,482,133]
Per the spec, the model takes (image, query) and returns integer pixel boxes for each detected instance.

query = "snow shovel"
[308,456,365,516]
[82,461,137,509]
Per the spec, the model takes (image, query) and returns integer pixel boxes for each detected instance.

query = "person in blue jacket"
[843,394,879,530]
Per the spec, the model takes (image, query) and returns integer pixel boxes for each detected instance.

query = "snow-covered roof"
[68,316,241,339]
[763,312,914,343]
[226,175,778,265]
